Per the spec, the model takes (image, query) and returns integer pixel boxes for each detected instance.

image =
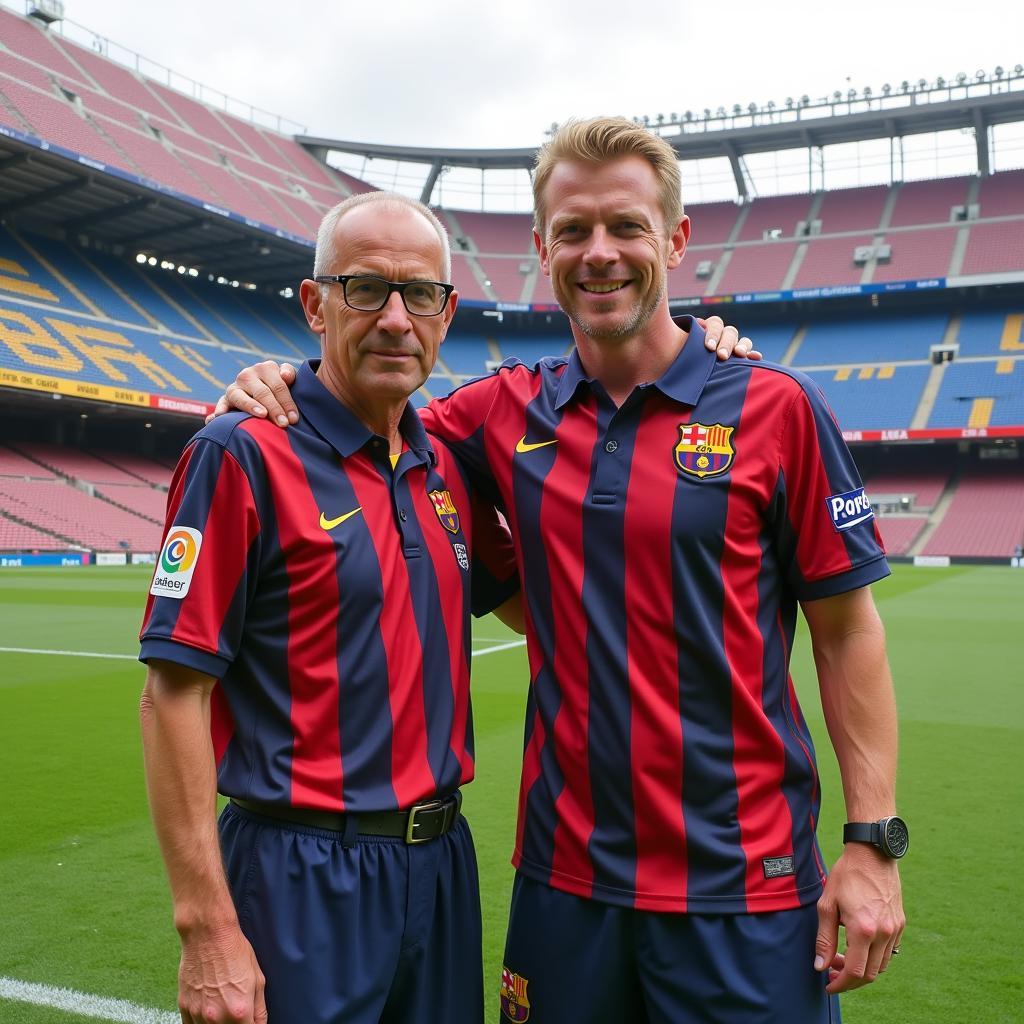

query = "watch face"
[883,817,909,858]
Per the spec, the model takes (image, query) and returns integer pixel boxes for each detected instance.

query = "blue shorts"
[219,801,483,1024]
[500,873,839,1024]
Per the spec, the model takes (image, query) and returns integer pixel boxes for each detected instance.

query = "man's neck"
[316,362,405,453]
[573,310,689,406]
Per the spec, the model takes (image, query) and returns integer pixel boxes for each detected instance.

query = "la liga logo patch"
[150,527,203,599]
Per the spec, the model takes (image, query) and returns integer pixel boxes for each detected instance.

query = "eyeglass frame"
[313,274,455,317]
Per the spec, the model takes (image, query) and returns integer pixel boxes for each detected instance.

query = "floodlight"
[135,252,146,263]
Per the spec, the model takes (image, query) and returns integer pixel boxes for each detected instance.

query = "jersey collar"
[296,359,437,465]
[554,315,715,410]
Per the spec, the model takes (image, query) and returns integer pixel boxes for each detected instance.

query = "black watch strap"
[843,816,909,858]
[843,822,878,845]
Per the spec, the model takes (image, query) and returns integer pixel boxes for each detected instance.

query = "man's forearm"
[140,663,237,935]
[805,589,898,818]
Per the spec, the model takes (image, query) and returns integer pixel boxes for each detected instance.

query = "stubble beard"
[560,277,666,343]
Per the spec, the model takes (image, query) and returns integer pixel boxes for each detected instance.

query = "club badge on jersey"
[500,966,531,1022]
[429,489,460,534]
[674,422,735,479]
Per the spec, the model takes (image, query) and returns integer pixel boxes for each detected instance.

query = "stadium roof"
[301,82,1024,203]
[0,75,1021,290]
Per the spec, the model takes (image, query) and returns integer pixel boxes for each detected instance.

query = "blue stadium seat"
[806,365,931,431]
[928,359,1024,428]
[956,309,1024,357]
[797,313,949,365]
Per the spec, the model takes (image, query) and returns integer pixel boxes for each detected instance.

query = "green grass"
[0,565,1021,1022]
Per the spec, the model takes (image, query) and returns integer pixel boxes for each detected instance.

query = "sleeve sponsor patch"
[150,527,203,599]
[825,487,874,532]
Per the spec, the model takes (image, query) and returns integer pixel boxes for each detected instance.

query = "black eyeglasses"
[314,275,454,316]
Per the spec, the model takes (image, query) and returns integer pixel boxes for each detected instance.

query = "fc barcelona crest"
[674,422,735,479]
[429,489,460,534]
[501,966,531,1022]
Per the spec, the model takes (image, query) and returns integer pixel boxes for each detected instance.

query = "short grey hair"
[313,191,452,282]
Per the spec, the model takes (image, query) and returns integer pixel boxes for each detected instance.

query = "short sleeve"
[139,437,261,676]
[774,380,889,601]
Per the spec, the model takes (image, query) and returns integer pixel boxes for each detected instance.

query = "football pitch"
[0,564,1020,1023]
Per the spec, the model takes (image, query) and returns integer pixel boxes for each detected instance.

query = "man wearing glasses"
[139,193,522,1024]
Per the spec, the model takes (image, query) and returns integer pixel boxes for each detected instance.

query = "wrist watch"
[843,816,909,858]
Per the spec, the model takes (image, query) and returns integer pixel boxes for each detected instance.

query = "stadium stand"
[887,177,970,227]
[920,462,1024,557]
[796,313,950,364]
[0,515,65,551]
[872,227,959,282]
[928,359,1024,428]
[0,478,162,550]
[805,365,932,432]
[90,452,172,487]
[1,445,53,478]
[686,201,740,245]
[791,235,879,290]
[955,309,1024,356]
[816,185,889,233]
[714,241,799,294]
[960,221,1024,277]
[874,516,929,556]
[864,466,951,511]
[735,194,814,242]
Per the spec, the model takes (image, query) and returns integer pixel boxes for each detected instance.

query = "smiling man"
[213,118,905,1024]
[139,194,519,1024]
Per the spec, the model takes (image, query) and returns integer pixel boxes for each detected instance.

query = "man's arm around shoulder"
[140,660,267,1024]
[802,586,905,995]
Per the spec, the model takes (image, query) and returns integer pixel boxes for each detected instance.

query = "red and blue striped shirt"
[140,360,517,812]
[422,316,889,913]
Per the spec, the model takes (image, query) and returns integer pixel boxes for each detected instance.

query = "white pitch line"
[0,977,178,1024]
[0,646,136,660]
[472,638,527,657]
[0,641,524,661]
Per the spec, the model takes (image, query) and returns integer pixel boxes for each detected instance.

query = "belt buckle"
[405,799,444,844]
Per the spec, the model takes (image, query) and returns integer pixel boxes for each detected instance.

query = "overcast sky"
[50,0,1023,149]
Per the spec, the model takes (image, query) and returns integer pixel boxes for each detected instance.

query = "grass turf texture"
[0,565,1020,1022]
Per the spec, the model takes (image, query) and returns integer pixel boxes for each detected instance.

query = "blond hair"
[313,191,451,281]
[532,116,683,237]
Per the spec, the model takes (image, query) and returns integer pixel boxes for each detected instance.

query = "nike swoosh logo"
[515,435,558,454]
[319,507,363,530]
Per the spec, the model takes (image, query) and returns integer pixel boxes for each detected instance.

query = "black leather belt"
[230,792,462,844]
